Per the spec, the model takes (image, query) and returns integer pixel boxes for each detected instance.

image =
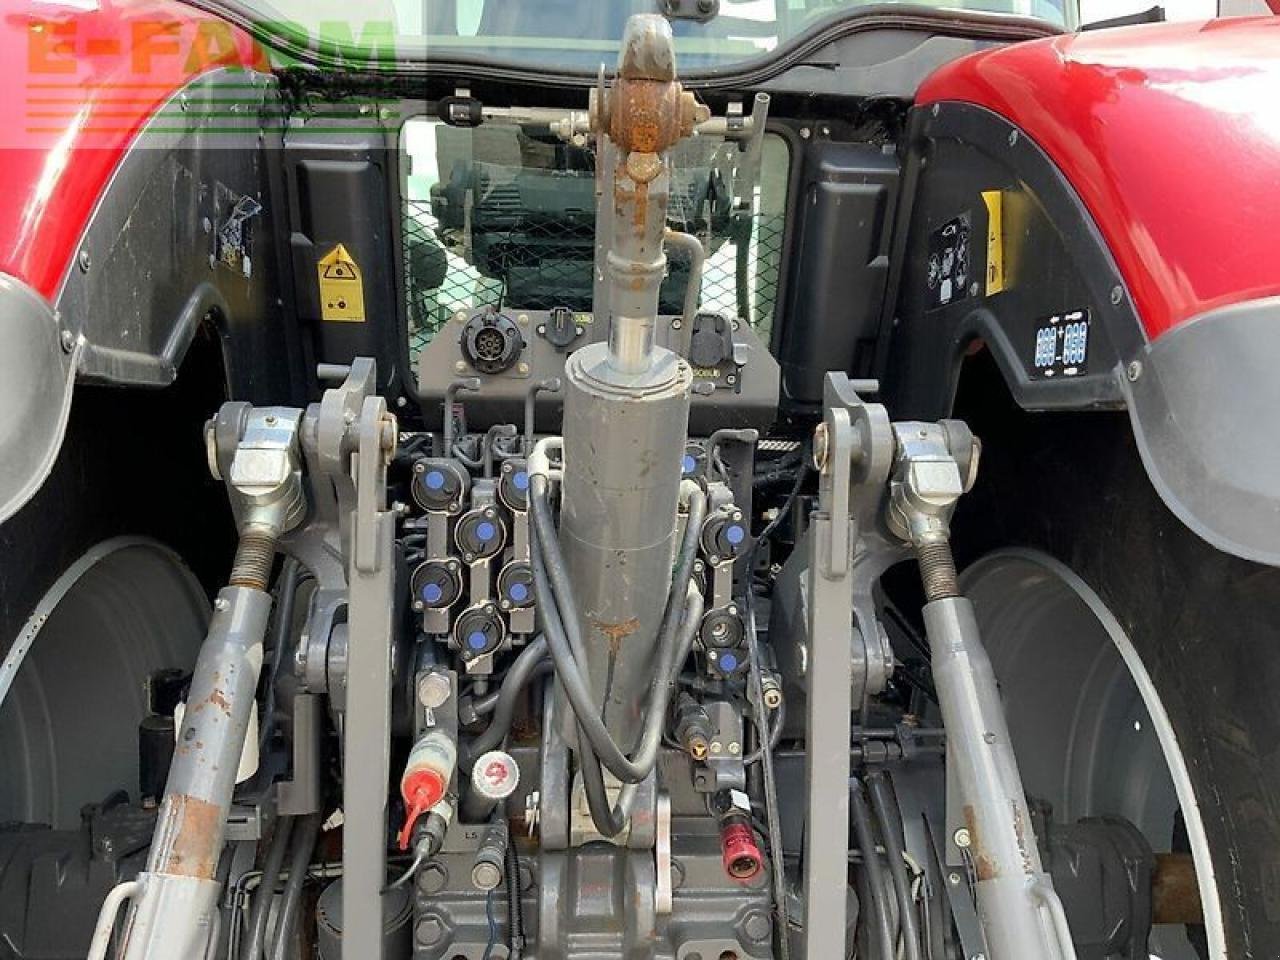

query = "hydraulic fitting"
[498,459,531,512]
[711,789,762,882]
[674,693,713,762]
[454,604,506,661]
[411,559,464,612]
[760,671,784,711]
[454,507,507,563]
[398,729,458,850]
[497,561,534,611]
[412,459,470,515]
[700,506,749,565]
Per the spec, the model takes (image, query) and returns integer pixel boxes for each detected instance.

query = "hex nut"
[416,671,452,709]
[417,861,448,894]
[415,915,444,946]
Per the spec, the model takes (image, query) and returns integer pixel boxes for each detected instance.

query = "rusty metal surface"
[609,77,686,155]
[1152,852,1203,926]
[618,13,676,81]
[149,794,223,879]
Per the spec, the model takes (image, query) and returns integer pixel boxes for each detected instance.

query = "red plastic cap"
[720,821,763,882]
[397,769,447,850]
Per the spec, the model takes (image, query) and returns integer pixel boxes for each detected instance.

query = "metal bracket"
[801,373,897,960]
[304,360,399,960]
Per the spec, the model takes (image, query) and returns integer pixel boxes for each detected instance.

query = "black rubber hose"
[269,812,322,960]
[528,475,706,783]
[525,540,631,835]
[577,584,703,837]
[505,821,524,960]
[473,661,553,717]
[463,636,549,767]
[867,774,923,960]
[241,815,294,960]
[441,378,480,458]
[850,779,898,960]
[743,696,785,766]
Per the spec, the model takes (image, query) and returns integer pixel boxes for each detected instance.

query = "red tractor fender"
[918,16,1280,343]
[912,17,1280,565]
[0,0,265,303]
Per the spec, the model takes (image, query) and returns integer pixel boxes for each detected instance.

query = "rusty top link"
[609,77,692,155]
[619,14,676,82]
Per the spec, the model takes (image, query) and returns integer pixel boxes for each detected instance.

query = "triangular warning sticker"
[317,243,366,322]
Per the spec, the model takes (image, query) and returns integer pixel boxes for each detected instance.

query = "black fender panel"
[883,102,1280,566]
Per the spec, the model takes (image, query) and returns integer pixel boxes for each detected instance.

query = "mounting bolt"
[77,249,91,273]
[454,361,468,374]
[416,671,452,709]
[949,871,963,886]
[414,915,444,947]
[418,862,448,894]
[1110,284,1124,306]
[743,910,771,942]
[953,827,972,849]
[59,329,76,353]
[1008,129,1019,147]
[1126,360,1143,382]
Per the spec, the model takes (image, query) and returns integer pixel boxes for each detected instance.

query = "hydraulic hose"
[441,378,480,459]
[241,815,294,960]
[743,696,785,766]
[464,636,549,765]
[528,474,706,784]
[269,812,322,960]
[473,662,553,717]
[867,774,923,960]
[850,779,897,960]
[576,583,703,836]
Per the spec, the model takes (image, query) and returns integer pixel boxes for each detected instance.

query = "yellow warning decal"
[318,243,366,322]
[981,190,1005,297]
